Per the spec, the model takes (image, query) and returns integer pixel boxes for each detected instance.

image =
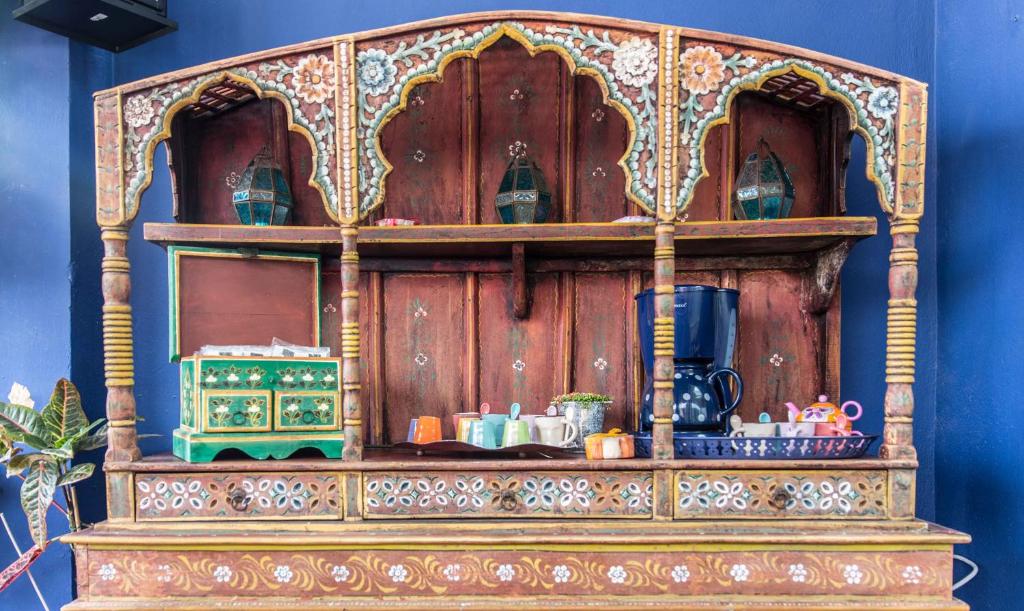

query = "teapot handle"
[709,367,743,414]
[840,400,863,421]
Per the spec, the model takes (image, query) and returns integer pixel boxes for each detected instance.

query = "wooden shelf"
[143,217,877,259]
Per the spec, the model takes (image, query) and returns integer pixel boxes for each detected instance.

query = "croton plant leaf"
[41,378,88,445]
[57,462,95,487]
[19,457,59,548]
[0,402,47,445]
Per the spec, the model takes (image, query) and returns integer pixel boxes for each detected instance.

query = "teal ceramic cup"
[501,420,532,447]
[480,413,508,443]
[467,419,497,449]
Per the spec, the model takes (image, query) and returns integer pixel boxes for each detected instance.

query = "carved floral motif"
[83,548,950,598]
[135,473,342,519]
[364,472,654,517]
[676,472,887,518]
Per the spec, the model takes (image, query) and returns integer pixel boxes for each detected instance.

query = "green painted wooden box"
[173,356,343,462]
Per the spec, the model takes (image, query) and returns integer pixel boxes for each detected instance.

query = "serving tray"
[633,433,878,459]
[392,440,576,458]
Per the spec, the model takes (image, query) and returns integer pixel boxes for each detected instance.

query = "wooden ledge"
[105,450,918,473]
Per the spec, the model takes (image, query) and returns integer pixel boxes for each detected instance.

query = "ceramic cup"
[730,422,778,437]
[481,413,509,443]
[406,418,419,443]
[779,422,816,437]
[413,416,442,444]
[467,419,497,449]
[519,415,541,442]
[501,420,532,448]
[457,417,480,442]
[451,412,479,439]
[815,422,864,437]
[535,415,578,447]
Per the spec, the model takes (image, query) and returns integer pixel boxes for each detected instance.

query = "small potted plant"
[551,392,612,451]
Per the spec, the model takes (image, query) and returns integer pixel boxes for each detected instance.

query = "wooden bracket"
[512,242,529,319]
[803,239,853,314]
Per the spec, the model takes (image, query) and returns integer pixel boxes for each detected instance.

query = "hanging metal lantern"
[231,147,293,226]
[495,141,551,224]
[732,138,795,221]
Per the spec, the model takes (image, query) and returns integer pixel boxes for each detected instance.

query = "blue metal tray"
[633,433,877,459]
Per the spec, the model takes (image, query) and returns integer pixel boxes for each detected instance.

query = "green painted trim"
[172,428,344,463]
[166,245,323,363]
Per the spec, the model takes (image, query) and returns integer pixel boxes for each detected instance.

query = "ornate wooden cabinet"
[66,11,969,610]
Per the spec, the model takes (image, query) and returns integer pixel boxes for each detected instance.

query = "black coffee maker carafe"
[636,285,742,433]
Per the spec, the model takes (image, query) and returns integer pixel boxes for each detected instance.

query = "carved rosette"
[675,472,887,518]
[82,548,950,598]
[355,20,661,217]
[119,49,339,221]
[135,473,342,520]
[675,39,901,217]
[363,472,654,517]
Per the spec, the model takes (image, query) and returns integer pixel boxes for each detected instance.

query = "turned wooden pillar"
[341,225,363,460]
[880,219,919,462]
[652,221,676,460]
[101,227,140,520]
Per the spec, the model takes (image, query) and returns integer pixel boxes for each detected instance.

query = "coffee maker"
[636,285,742,434]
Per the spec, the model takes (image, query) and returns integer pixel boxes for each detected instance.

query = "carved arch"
[355,21,663,218]
[676,56,901,218]
[120,65,339,224]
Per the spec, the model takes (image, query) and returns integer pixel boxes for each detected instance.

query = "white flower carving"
[248,373,261,382]
[136,480,168,512]
[323,373,336,383]
[818,480,853,513]
[124,95,155,129]
[730,563,750,582]
[156,564,172,583]
[496,564,516,582]
[414,305,428,318]
[274,565,293,583]
[301,372,314,382]
[213,565,232,583]
[612,37,658,88]
[6,382,33,408]
[770,353,784,366]
[205,374,218,384]
[443,563,461,582]
[291,54,335,105]
[607,565,627,584]
[98,563,117,581]
[671,565,690,583]
[226,372,239,383]
[414,352,429,367]
[593,357,608,371]
[169,479,204,511]
[512,359,526,372]
[388,564,408,583]
[331,565,350,583]
[358,48,398,97]
[552,564,571,583]
[789,563,807,583]
[867,86,899,119]
[843,564,863,585]
[712,479,748,510]
[902,565,923,585]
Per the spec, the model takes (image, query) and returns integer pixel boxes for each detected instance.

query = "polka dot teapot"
[786,395,863,430]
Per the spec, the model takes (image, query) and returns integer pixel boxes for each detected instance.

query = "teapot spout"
[785,402,801,417]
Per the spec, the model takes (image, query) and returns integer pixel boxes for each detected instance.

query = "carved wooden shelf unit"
[70,10,968,610]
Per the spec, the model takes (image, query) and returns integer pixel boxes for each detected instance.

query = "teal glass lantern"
[732,138,795,220]
[495,142,551,224]
[231,147,293,226]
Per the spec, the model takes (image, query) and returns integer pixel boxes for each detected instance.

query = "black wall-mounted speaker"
[13,0,177,52]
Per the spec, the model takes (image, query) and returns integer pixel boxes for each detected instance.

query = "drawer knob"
[228,489,252,512]
[498,491,519,511]
[770,490,791,510]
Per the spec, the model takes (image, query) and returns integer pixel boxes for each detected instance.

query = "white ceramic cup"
[535,415,578,447]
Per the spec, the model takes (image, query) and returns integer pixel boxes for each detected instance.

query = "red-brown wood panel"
[175,98,332,226]
[734,94,825,219]
[382,274,466,441]
[379,63,466,224]
[477,38,564,224]
[734,269,823,422]
[572,273,629,430]
[685,123,726,221]
[573,75,632,222]
[477,272,563,416]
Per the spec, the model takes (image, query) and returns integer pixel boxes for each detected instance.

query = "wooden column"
[651,221,676,460]
[880,218,919,463]
[101,227,140,521]
[341,225,363,460]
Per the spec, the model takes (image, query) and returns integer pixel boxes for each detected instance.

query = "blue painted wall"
[0,0,1012,609]
[934,0,1024,605]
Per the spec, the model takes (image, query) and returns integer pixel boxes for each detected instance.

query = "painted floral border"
[675,40,901,216]
[120,50,339,221]
[355,21,661,216]
[84,548,949,598]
